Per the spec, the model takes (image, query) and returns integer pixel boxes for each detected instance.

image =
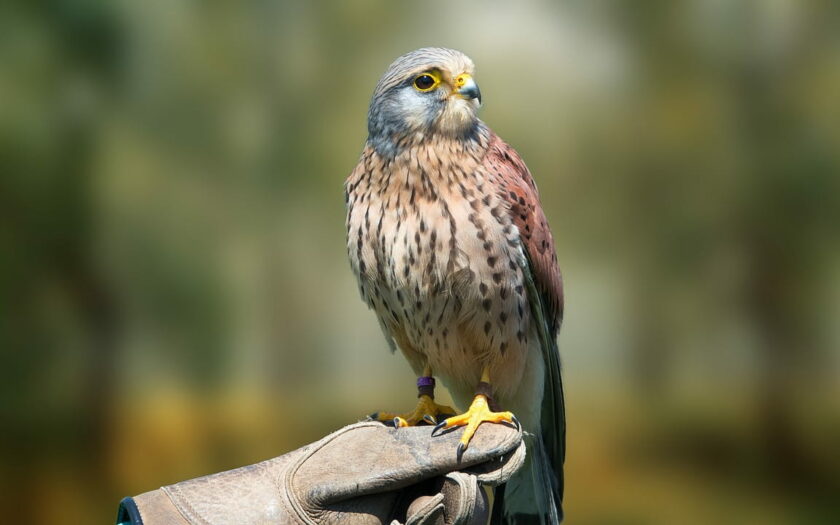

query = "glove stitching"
[285,421,384,524]
[162,484,212,525]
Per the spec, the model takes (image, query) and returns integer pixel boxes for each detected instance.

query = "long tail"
[492,353,565,524]
[495,251,565,523]
[493,432,562,524]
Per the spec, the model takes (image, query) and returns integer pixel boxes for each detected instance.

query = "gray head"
[367,48,483,156]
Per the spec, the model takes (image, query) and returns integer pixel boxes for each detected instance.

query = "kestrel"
[345,48,565,523]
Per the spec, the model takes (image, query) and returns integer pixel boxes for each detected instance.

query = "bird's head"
[367,48,483,156]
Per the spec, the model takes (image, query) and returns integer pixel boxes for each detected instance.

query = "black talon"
[423,414,437,425]
[432,420,448,437]
[456,442,466,462]
[367,412,379,421]
[392,417,402,428]
[511,414,521,430]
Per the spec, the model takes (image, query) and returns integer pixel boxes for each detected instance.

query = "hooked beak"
[454,73,481,104]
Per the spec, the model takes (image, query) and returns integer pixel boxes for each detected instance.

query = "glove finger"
[405,492,445,525]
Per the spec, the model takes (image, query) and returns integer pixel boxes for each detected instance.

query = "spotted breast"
[345,128,544,407]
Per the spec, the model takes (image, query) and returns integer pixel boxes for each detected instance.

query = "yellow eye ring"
[413,71,440,92]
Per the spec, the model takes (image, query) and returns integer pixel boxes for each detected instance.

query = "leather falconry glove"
[116,421,525,525]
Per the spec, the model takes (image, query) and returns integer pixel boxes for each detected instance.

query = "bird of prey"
[345,48,565,523]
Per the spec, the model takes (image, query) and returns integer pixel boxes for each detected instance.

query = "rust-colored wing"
[483,131,565,522]
[484,133,564,336]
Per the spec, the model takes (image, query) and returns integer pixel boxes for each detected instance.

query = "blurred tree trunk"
[0,2,123,521]
[53,0,124,497]
[732,2,838,486]
[616,0,687,400]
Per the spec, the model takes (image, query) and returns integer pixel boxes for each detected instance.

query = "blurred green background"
[2,0,839,523]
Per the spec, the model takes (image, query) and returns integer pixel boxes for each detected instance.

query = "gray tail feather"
[493,433,562,524]
[509,248,565,523]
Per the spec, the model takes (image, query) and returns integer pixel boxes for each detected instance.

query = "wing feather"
[483,133,565,522]
[483,136,564,333]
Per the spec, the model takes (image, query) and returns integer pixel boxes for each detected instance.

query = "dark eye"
[413,74,436,91]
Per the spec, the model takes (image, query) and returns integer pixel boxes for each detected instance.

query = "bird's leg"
[432,367,519,459]
[370,364,456,427]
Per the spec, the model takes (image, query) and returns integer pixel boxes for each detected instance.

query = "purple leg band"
[417,376,435,398]
[417,376,435,388]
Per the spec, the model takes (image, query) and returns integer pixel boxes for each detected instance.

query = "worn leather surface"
[132,490,189,524]
[125,421,524,524]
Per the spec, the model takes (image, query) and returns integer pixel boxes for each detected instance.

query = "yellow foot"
[370,395,457,427]
[432,394,519,459]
